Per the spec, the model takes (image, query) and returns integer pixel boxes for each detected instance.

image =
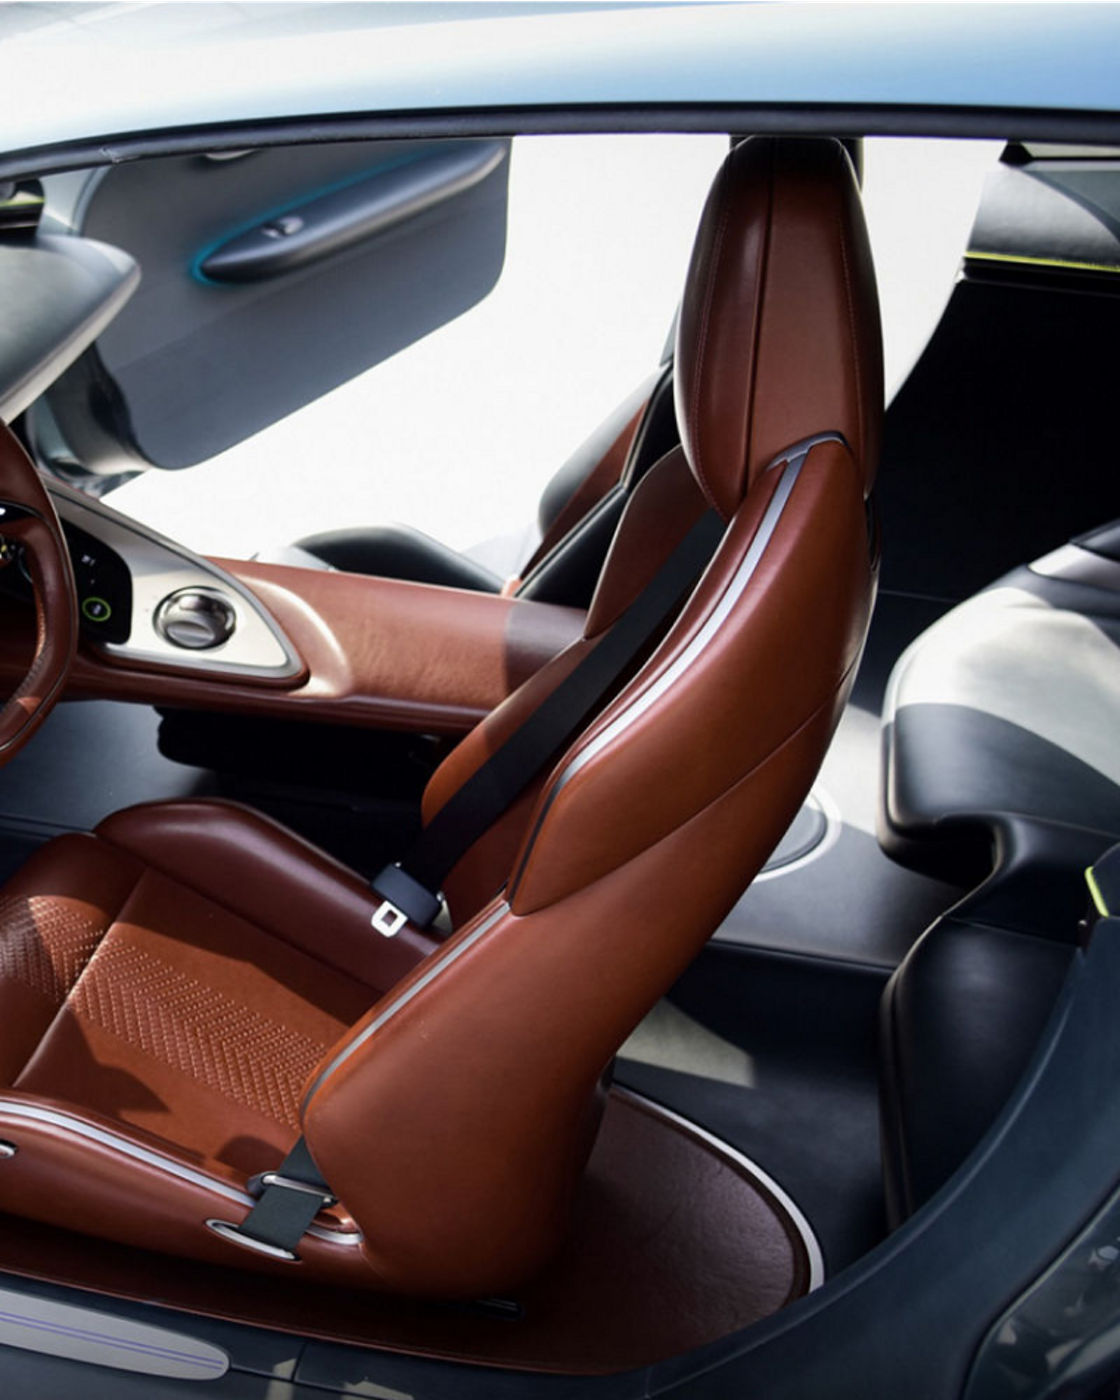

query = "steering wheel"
[0,423,77,764]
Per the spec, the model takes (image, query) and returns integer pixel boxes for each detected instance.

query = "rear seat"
[877,524,1120,1222]
[882,521,1120,899]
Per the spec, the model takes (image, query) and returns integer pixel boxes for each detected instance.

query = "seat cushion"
[0,800,436,1283]
[13,850,369,1173]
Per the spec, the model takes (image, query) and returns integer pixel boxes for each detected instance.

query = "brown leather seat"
[0,136,882,1298]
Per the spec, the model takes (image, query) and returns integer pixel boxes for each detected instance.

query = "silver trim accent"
[153,586,237,651]
[205,1219,299,1263]
[257,1172,337,1205]
[0,1284,229,1381]
[372,901,408,938]
[0,1100,361,1248]
[614,1087,826,1291]
[45,481,303,680]
[511,437,829,892]
[0,1141,16,1159]
[306,901,510,1104]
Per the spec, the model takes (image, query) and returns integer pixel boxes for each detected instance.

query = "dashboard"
[1,482,303,682]
[0,477,586,737]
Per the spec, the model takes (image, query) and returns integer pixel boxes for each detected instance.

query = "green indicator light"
[81,596,112,623]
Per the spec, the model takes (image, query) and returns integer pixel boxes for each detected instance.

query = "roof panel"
[1,2,1118,159]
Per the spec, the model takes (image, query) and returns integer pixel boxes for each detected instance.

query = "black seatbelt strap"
[370,506,725,935]
[221,509,724,1259]
[216,1136,336,1260]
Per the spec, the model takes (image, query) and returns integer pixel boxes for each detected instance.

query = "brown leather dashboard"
[0,557,586,735]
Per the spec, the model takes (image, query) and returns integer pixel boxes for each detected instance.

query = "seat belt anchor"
[369,862,442,934]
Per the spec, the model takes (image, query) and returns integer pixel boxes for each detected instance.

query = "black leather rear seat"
[878,524,1120,1222]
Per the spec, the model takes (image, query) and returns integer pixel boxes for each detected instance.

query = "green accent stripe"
[1087,866,1110,918]
[966,249,1120,276]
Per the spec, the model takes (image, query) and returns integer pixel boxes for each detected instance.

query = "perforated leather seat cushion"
[0,802,432,1176]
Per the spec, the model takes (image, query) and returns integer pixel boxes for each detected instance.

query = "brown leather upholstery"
[676,137,881,516]
[427,447,710,922]
[0,137,881,1298]
[0,802,435,1287]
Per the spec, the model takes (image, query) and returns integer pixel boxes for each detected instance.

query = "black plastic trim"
[4,104,1120,182]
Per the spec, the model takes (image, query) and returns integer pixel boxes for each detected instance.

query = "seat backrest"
[513,362,679,606]
[302,136,884,1298]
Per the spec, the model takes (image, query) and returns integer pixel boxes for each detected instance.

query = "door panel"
[34,138,511,473]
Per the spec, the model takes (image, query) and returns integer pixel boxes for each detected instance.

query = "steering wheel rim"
[0,423,77,764]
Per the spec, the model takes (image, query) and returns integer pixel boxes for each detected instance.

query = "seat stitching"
[0,862,140,1008]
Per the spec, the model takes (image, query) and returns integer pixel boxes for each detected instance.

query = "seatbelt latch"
[370,862,442,936]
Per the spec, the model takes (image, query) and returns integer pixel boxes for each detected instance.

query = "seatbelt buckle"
[370,862,442,935]
[371,901,409,938]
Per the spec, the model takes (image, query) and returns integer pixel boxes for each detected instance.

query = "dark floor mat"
[615,1060,885,1276]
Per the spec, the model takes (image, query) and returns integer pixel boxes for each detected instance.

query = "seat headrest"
[675,136,883,517]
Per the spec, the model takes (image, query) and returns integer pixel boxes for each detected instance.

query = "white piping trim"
[553,451,802,782]
[615,1087,826,1290]
[305,901,510,1104]
[510,436,835,890]
[0,1100,361,1248]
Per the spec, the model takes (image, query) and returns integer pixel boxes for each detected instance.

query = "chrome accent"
[0,1099,361,1247]
[0,1142,16,1159]
[306,901,510,1104]
[205,1219,298,1263]
[154,586,237,650]
[257,1172,337,1206]
[371,901,408,938]
[510,437,826,894]
[45,481,303,680]
[304,1222,357,1246]
[614,1087,826,1291]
